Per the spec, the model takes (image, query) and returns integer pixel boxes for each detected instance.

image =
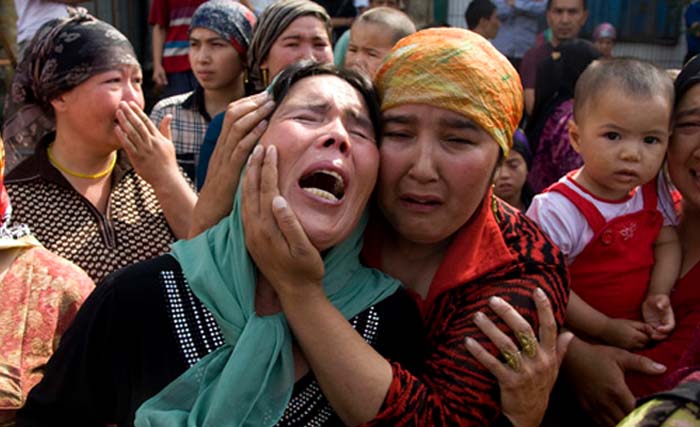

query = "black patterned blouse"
[17,254,425,427]
[5,135,175,283]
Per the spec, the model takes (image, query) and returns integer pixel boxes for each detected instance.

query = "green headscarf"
[135,181,400,426]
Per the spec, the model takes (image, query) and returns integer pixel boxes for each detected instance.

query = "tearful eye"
[299,170,345,201]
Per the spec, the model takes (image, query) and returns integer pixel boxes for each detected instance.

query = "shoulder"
[16,246,94,292]
[5,152,42,183]
[151,92,193,113]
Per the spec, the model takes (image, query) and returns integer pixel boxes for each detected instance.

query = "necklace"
[47,143,117,180]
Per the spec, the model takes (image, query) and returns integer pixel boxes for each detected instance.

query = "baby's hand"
[599,318,653,350]
[642,294,675,340]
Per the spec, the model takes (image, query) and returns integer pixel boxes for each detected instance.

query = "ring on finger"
[502,349,522,372]
[517,332,538,358]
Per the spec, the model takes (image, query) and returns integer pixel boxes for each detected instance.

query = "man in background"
[520,0,587,115]
[465,0,500,40]
[491,0,546,69]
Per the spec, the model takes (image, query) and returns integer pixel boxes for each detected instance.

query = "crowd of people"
[0,0,699,426]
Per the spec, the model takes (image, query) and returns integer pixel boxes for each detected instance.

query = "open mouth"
[299,170,345,202]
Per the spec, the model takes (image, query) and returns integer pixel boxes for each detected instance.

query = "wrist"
[278,281,326,309]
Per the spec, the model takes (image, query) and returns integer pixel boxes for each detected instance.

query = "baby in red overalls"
[527,59,681,357]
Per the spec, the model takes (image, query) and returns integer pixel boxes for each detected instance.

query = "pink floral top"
[0,246,93,425]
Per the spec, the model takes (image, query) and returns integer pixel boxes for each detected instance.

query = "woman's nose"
[297,44,315,61]
[322,119,351,155]
[408,139,438,182]
[122,82,144,107]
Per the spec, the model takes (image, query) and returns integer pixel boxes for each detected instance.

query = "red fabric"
[361,197,569,425]
[519,42,553,89]
[548,180,662,320]
[628,260,700,396]
[148,0,205,73]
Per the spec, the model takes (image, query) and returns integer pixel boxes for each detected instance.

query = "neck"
[381,229,452,298]
[502,192,524,211]
[52,131,117,177]
[204,76,245,118]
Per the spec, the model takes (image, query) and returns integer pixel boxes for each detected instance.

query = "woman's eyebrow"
[675,106,700,120]
[439,116,480,130]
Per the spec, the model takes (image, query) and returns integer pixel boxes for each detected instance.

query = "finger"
[534,287,557,351]
[621,352,666,375]
[117,103,150,146]
[216,97,274,167]
[473,311,522,371]
[464,337,512,380]
[488,296,538,357]
[609,389,635,422]
[160,114,173,141]
[260,145,280,207]
[219,92,273,146]
[272,196,314,257]
[241,145,264,218]
[115,125,136,154]
[230,119,268,170]
[555,331,574,365]
[128,101,160,136]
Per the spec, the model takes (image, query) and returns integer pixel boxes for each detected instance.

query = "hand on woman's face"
[258,75,378,251]
[377,104,501,245]
[261,16,333,81]
[52,64,145,150]
[670,83,700,211]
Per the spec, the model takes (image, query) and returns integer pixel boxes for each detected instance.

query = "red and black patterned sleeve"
[365,204,569,426]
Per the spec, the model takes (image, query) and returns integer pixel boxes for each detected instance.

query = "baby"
[344,6,415,77]
[527,58,681,351]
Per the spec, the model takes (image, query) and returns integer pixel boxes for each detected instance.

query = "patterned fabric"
[150,88,210,181]
[362,198,569,425]
[2,9,138,173]
[375,28,523,156]
[593,22,617,41]
[527,99,583,193]
[189,0,256,58]
[5,139,176,284]
[0,246,93,425]
[158,264,385,427]
[247,0,331,92]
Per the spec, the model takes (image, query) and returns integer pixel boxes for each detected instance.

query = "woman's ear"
[50,94,69,113]
[568,119,582,154]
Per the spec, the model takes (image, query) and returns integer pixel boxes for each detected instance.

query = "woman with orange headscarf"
[239,28,571,426]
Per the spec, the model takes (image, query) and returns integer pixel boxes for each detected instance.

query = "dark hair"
[465,0,496,30]
[674,54,700,110]
[268,61,382,142]
[546,0,587,11]
[574,57,674,122]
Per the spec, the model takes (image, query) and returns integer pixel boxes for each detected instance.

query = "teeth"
[319,170,344,187]
[304,187,339,201]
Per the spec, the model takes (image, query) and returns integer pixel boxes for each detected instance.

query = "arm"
[242,147,570,425]
[115,101,196,239]
[152,24,168,87]
[562,337,666,426]
[567,291,652,350]
[642,225,680,339]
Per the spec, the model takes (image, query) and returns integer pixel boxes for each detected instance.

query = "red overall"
[548,179,662,321]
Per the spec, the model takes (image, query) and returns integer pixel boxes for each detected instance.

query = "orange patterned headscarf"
[375,28,523,155]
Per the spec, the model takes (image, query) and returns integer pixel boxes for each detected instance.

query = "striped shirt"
[148,0,207,73]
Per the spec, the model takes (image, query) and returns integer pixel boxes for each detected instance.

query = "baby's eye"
[604,132,621,141]
[643,136,661,144]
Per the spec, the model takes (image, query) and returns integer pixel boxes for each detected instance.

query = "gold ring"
[502,349,522,372]
[517,332,538,358]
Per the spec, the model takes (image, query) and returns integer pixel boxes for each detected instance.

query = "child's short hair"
[574,58,674,122]
[354,7,416,45]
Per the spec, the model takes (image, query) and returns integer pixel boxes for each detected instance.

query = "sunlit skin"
[569,88,672,200]
[258,75,378,251]
[189,28,244,92]
[261,16,334,81]
[377,104,501,246]
[51,64,144,155]
[494,150,528,210]
[546,0,588,45]
[345,21,396,78]
[670,83,700,212]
